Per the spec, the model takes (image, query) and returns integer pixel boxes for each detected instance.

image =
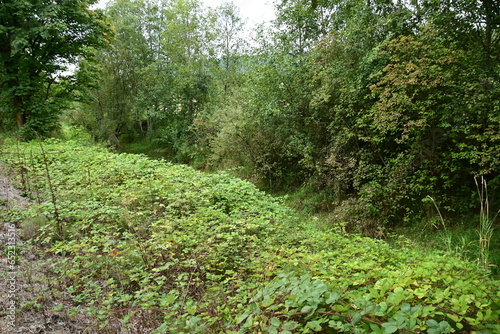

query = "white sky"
[95,0,276,27]
[202,0,276,26]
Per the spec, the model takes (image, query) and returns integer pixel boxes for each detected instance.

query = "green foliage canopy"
[0,0,113,138]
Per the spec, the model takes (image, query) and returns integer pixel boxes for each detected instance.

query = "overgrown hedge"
[1,139,499,333]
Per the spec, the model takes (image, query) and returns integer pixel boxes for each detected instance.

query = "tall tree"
[89,0,155,140]
[209,2,246,93]
[76,0,214,161]
[274,0,336,54]
[0,0,113,138]
[405,0,499,69]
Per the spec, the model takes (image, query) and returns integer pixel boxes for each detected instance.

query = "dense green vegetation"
[3,0,498,229]
[1,138,499,333]
[1,0,499,331]
[0,0,113,138]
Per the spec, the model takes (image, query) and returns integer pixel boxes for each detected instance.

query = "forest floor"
[0,164,94,333]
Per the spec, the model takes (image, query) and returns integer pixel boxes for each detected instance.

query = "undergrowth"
[1,138,499,333]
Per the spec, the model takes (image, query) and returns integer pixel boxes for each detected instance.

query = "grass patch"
[119,138,167,158]
[395,215,500,277]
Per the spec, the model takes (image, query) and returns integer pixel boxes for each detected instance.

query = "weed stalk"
[426,195,447,232]
[38,139,63,238]
[475,176,495,271]
[30,149,42,204]
[15,139,29,192]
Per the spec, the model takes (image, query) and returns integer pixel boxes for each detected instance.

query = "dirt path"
[0,164,96,333]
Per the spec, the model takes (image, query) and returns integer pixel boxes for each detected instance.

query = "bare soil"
[0,164,96,333]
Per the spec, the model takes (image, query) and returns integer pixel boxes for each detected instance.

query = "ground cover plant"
[1,138,499,333]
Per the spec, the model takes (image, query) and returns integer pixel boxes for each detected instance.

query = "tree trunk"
[483,0,493,67]
[147,115,153,132]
